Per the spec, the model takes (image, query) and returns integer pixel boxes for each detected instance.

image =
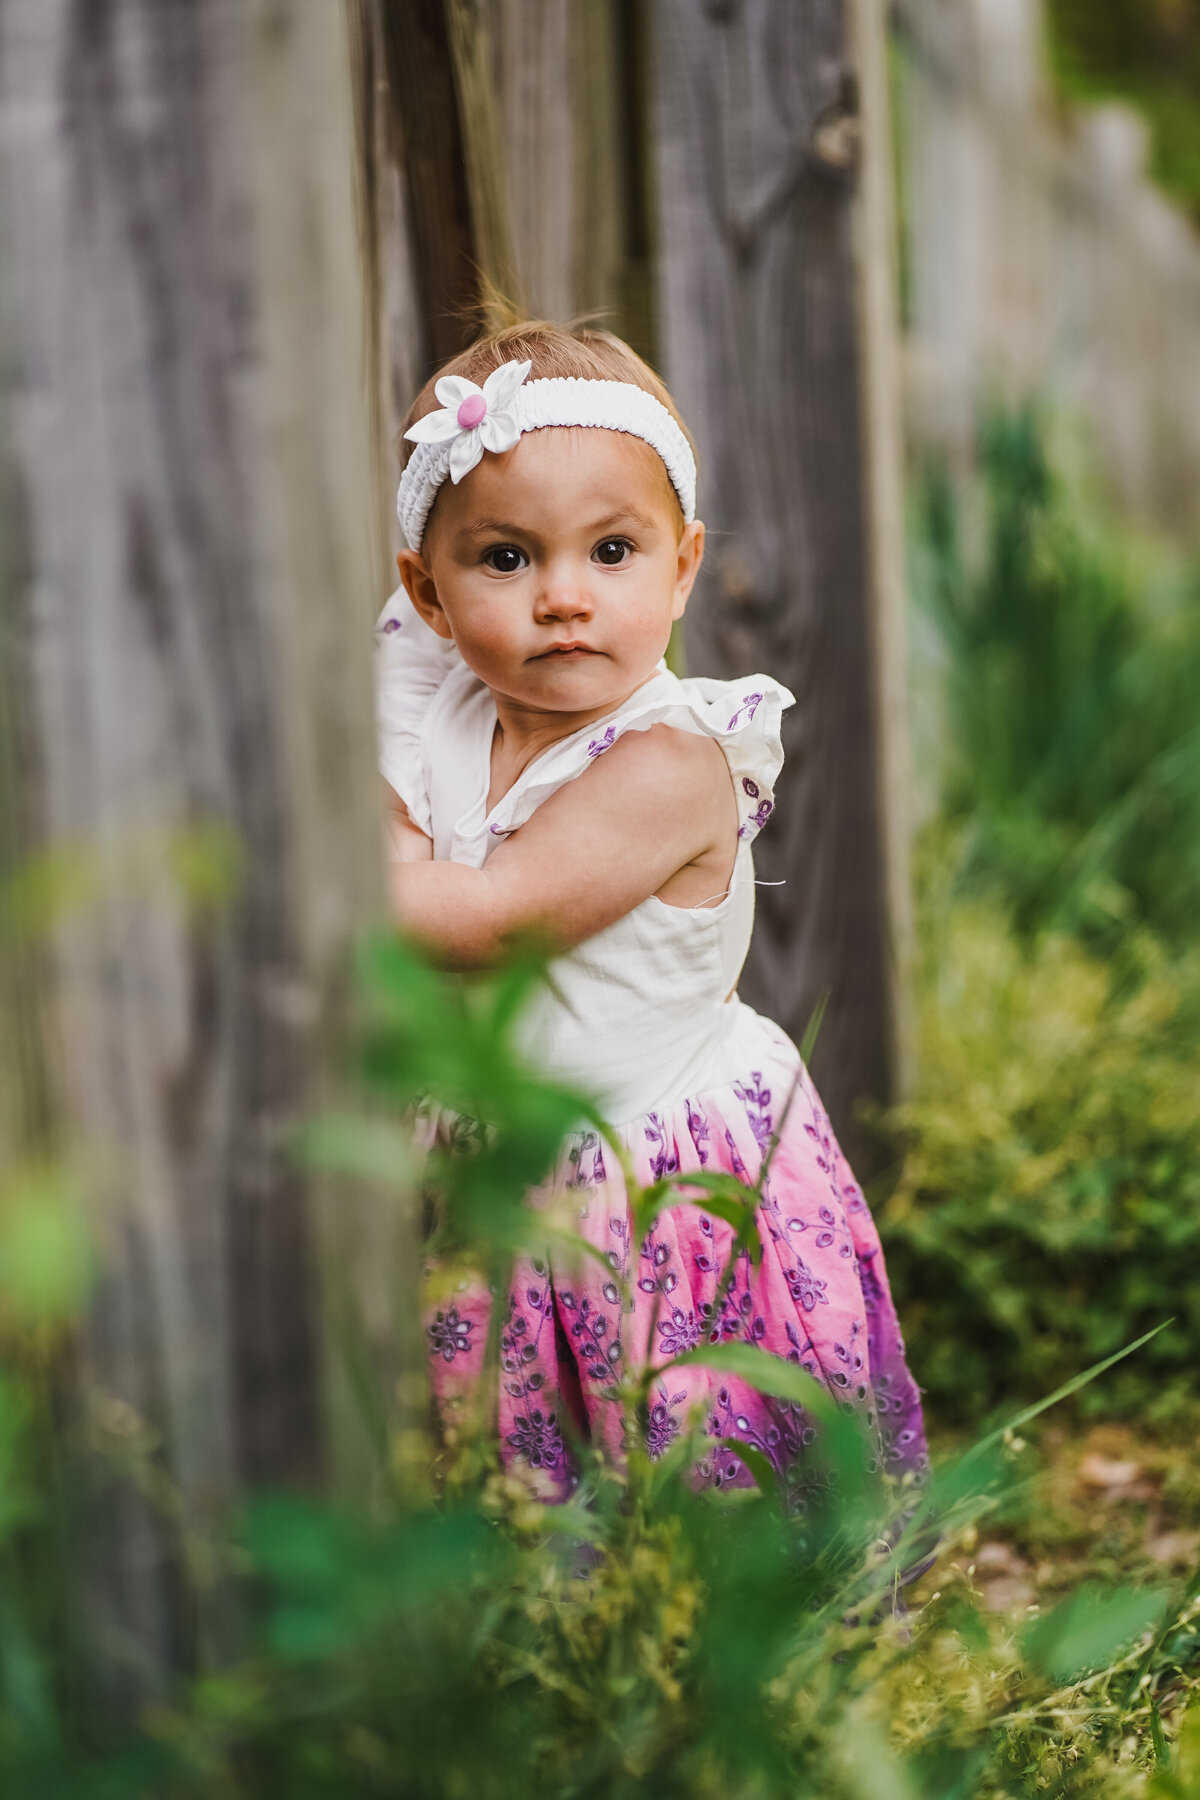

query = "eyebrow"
[584,507,660,533]
[455,506,660,544]
[454,518,527,541]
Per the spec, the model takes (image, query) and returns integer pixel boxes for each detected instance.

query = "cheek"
[621,571,679,642]
[446,595,519,663]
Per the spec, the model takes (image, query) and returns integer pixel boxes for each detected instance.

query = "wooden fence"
[0,0,910,1705]
[896,0,1200,542]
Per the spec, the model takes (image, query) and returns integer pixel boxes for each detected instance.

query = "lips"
[534,643,599,659]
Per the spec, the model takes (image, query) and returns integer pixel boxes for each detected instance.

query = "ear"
[396,548,454,641]
[670,521,706,622]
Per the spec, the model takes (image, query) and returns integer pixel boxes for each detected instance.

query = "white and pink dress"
[377,590,928,1502]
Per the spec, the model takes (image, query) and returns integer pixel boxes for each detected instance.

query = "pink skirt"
[424,1040,928,1504]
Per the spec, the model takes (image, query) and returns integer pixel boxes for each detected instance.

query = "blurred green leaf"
[717,1437,775,1494]
[667,1341,839,1417]
[296,1114,419,1189]
[0,1168,91,1328]
[1021,1582,1168,1684]
[798,989,829,1066]
[837,1717,920,1800]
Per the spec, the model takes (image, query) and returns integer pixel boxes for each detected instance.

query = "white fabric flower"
[403,358,532,484]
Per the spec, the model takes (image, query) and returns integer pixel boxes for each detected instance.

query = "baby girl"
[377,320,926,1500]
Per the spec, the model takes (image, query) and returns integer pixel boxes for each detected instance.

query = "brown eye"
[594,537,632,567]
[483,544,527,573]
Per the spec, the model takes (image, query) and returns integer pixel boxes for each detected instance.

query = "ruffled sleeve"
[477,670,795,853]
[374,586,460,837]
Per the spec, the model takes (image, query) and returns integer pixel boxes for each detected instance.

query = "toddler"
[377,321,927,1501]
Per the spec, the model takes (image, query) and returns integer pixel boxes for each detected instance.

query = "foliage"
[884,408,1200,1427]
[1046,0,1200,223]
[2,399,1197,1791]
[0,932,1196,1797]
[913,408,1200,948]
[877,882,1200,1425]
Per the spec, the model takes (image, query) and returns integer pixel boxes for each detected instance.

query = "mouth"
[532,643,601,661]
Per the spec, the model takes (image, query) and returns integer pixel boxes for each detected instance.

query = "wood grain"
[376,0,483,360]
[651,0,905,1160]
[0,0,387,1700]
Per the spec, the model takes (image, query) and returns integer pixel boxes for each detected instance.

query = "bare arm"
[389,726,737,968]
[382,776,434,863]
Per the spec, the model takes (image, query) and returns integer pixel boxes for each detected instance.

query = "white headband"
[397,360,697,551]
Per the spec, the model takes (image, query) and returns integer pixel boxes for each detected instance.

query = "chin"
[525,668,624,707]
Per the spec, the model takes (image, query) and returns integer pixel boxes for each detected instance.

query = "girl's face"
[398,426,705,717]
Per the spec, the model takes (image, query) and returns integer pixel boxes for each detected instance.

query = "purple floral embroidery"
[644,1113,679,1183]
[569,1295,621,1383]
[785,1321,820,1379]
[785,1203,854,1262]
[381,617,401,634]
[726,692,763,731]
[568,1132,607,1188]
[645,1387,686,1461]
[587,726,617,758]
[506,1407,564,1470]
[694,1214,717,1274]
[638,1224,676,1296]
[428,1305,474,1363]
[735,1071,773,1152]
[841,1178,868,1217]
[501,1282,553,1399]
[657,1307,701,1356]
[737,797,775,840]
[826,1321,867,1400]
[704,1264,757,1343]
[686,1099,711,1166]
[489,823,514,837]
[723,1129,749,1184]
[742,777,760,798]
[785,1260,829,1313]
[705,1302,743,1344]
[804,1104,836,1177]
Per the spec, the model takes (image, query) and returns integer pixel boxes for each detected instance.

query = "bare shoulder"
[586,722,734,814]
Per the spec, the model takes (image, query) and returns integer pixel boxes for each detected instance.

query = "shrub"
[2,935,1195,1798]
[887,409,1200,1423]
[913,408,1200,948]
[877,869,1200,1423]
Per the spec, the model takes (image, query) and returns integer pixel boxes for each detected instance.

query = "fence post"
[0,0,388,1708]
[651,0,913,1157]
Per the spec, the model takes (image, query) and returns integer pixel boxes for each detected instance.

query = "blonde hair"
[402,320,697,478]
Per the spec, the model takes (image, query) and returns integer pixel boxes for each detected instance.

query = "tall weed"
[886,410,1200,1422]
[1,934,1194,1797]
[915,409,1200,946]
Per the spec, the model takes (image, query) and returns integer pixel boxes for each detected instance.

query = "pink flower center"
[456,393,487,430]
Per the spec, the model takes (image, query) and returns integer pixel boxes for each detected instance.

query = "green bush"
[878,873,1200,1423]
[2,934,1195,1798]
[887,407,1200,1423]
[915,409,1200,948]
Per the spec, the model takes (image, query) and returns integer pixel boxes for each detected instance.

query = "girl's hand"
[389,725,738,968]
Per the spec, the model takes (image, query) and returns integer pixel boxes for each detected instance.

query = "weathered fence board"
[0,0,388,1702]
[652,0,909,1152]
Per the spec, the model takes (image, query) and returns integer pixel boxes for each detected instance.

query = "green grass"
[0,926,1195,1797]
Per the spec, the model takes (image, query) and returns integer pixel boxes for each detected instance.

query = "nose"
[533,561,594,625]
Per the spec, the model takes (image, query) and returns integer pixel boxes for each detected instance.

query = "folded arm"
[383,777,435,863]
[389,726,736,969]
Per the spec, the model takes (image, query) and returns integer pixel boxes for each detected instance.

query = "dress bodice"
[376,589,795,1123]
